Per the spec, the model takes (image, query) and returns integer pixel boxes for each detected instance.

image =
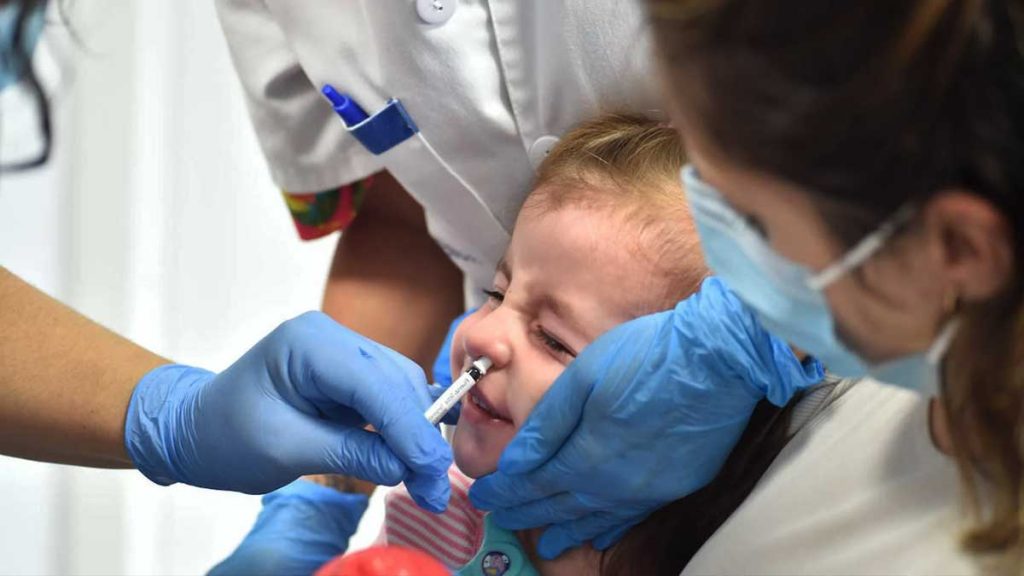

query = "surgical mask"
[682,164,958,393]
[0,1,45,91]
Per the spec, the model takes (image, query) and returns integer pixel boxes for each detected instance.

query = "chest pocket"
[385,131,511,291]
[342,97,511,291]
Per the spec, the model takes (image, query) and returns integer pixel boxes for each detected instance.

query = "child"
[375,114,808,576]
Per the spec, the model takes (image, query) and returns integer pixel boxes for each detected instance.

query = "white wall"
[0,1,384,573]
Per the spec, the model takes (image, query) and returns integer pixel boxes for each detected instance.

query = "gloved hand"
[125,311,452,511]
[469,277,823,559]
[426,309,476,426]
[209,479,367,576]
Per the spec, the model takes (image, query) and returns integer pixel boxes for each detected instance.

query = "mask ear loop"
[928,289,962,365]
[807,204,918,291]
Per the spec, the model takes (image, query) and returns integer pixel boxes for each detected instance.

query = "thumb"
[496,359,594,475]
[537,511,638,560]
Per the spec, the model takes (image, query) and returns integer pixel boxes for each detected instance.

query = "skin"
[450,195,697,574]
[671,105,1014,457]
[675,113,1015,365]
[307,171,465,494]
[0,266,167,467]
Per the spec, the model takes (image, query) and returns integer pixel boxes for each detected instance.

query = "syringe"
[424,357,493,426]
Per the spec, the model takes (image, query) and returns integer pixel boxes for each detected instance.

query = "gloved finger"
[402,468,452,514]
[591,519,640,551]
[380,346,436,410]
[486,491,593,531]
[494,361,595,476]
[536,511,636,560]
[469,467,557,511]
[307,342,453,483]
[300,421,409,487]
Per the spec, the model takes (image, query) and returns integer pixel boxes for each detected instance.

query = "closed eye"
[482,288,504,303]
[536,328,575,360]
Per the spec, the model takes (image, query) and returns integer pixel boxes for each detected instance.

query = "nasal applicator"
[424,357,493,426]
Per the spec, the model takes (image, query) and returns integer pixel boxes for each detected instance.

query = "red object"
[316,546,451,576]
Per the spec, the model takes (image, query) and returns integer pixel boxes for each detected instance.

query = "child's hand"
[469,277,825,559]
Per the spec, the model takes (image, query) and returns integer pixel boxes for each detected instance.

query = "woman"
[647,0,1024,570]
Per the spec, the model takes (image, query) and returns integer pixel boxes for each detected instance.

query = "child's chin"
[454,456,499,479]
[453,445,499,479]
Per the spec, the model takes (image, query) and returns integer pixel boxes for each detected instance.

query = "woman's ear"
[922,190,1015,301]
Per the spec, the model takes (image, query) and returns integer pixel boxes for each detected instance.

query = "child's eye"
[482,288,505,303]
[536,328,575,360]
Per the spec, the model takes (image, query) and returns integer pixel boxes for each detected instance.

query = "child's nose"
[461,307,513,370]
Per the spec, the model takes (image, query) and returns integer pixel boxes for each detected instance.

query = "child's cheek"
[510,366,564,427]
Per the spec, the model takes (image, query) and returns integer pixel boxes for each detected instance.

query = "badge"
[481,550,511,576]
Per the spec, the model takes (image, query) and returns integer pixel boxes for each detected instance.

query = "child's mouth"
[467,388,512,423]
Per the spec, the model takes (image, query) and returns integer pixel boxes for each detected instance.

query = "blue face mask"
[0,1,46,91]
[682,165,958,393]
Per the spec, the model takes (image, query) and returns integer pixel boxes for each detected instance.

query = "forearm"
[0,267,168,467]
[321,171,464,373]
[312,171,463,491]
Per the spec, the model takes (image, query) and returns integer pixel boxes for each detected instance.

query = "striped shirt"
[377,466,486,571]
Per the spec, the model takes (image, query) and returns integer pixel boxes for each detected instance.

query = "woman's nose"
[460,307,513,369]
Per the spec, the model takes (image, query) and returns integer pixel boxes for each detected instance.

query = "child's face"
[451,193,675,477]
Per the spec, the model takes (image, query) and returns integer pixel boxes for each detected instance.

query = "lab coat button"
[417,0,456,25]
[529,135,560,169]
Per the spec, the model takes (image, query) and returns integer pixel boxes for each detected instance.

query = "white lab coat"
[214,0,661,297]
[685,379,981,575]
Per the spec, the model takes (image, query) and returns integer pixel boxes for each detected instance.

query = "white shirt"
[214,0,661,295]
[684,379,980,575]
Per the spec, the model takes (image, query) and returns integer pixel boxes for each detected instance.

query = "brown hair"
[649,0,1024,561]
[525,113,709,308]
[601,398,799,576]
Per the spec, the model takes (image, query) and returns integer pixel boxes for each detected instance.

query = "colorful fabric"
[282,175,374,240]
[378,465,486,571]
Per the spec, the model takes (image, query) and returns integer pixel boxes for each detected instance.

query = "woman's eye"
[482,289,505,303]
[744,214,769,239]
[537,329,575,360]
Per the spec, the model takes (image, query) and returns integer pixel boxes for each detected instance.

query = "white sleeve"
[214,0,383,192]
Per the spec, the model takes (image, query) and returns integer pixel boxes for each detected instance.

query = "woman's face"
[678,121,953,364]
[450,199,679,477]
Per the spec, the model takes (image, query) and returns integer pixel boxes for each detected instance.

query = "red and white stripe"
[379,465,486,570]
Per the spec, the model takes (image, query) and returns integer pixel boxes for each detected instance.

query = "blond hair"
[522,113,708,310]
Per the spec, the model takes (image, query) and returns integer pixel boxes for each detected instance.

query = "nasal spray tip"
[424,357,493,426]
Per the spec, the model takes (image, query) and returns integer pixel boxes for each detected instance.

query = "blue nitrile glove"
[125,311,452,511]
[426,308,477,426]
[469,277,823,559]
[209,479,367,576]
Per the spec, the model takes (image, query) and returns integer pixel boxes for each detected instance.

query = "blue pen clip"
[322,84,419,155]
